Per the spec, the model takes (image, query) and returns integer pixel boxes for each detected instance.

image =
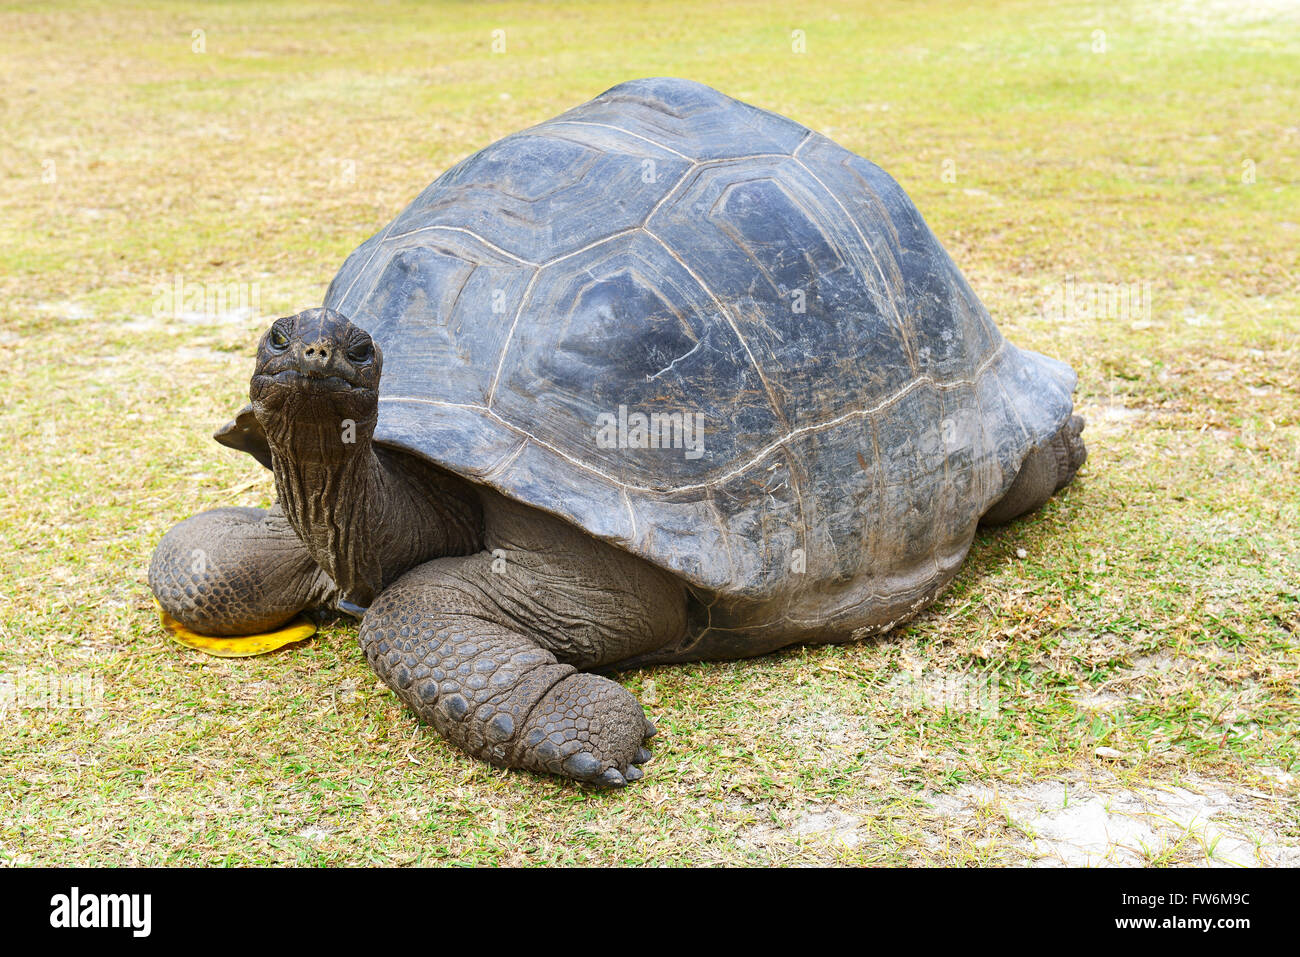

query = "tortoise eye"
[347,340,373,363]
[269,327,289,351]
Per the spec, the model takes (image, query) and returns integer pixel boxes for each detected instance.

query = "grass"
[0,0,1297,866]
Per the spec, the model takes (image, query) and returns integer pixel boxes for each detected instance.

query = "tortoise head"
[249,308,383,442]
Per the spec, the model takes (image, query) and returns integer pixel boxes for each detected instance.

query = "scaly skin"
[359,495,684,785]
[359,559,659,785]
[149,505,336,635]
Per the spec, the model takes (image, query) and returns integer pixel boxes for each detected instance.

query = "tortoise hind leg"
[359,494,686,785]
[149,505,336,635]
[980,414,1087,527]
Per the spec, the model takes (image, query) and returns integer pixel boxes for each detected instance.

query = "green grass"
[1,0,1297,866]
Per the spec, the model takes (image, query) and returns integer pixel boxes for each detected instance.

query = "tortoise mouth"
[265,369,368,393]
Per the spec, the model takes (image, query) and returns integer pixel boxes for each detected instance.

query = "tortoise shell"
[313,78,1076,659]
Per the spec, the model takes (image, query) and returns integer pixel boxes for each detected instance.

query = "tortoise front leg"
[149,505,337,635]
[358,500,686,786]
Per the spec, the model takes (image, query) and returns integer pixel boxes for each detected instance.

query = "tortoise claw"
[598,767,627,788]
[336,599,369,619]
[562,752,602,780]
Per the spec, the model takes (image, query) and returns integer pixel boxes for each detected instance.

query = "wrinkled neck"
[265,416,483,607]
[268,419,383,604]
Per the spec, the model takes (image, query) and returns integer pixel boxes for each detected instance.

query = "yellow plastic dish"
[155,600,316,658]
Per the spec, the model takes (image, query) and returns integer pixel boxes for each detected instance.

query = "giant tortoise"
[150,78,1086,786]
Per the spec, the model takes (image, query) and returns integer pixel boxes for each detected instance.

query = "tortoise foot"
[517,674,656,787]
